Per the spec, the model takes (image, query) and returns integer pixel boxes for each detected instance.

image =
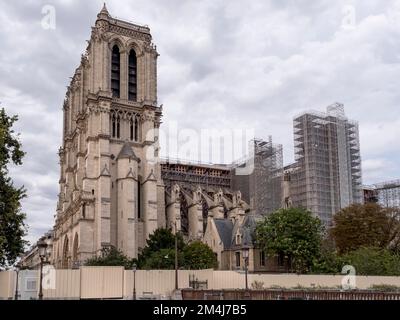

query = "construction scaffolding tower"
[289,103,362,225]
[374,179,400,208]
[232,137,283,215]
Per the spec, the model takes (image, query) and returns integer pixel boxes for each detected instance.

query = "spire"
[97,3,110,20]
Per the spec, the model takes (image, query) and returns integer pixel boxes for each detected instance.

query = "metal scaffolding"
[232,137,283,215]
[374,180,400,208]
[288,103,362,225]
[160,159,232,190]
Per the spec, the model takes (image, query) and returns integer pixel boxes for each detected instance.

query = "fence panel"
[0,271,15,299]
[43,269,80,299]
[80,266,124,299]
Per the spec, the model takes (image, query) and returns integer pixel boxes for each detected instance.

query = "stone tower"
[52,5,164,268]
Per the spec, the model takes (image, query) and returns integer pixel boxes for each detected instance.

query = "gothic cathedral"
[52,5,164,268]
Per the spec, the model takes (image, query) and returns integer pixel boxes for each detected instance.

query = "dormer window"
[236,233,241,245]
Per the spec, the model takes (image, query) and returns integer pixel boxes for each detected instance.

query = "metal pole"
[175,221,178,290]
[133,271,136,300]
[245,257,248,290]
[14,270,19,300]
[38,258,44,300]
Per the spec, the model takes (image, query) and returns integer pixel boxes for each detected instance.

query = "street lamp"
[14,262,22,300]
[174,221,179,291]
[132,263,137,300]
[37,239,48,300]
[242,246,250,291]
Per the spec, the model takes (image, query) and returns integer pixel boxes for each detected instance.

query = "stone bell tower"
[52,4,165,268]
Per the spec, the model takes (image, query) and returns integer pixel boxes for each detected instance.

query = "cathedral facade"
[52,6,252,269]
[52,6,164,268]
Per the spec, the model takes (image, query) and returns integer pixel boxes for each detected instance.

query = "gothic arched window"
[111,45,120,98]
[111,114,116,138]
[128,49,137,101]
[135,117,139,141]
[129,117,134,141]
[116,114,121,139]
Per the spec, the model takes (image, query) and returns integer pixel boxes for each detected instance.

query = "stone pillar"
[211,189,225,219]
[141,108,160,240]
[166,184,181,233]
[116,146,138,258]
[188,187,204,240]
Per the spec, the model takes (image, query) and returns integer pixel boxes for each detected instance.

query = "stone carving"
[109,25,152,43]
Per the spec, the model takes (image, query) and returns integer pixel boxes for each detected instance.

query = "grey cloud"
[1,0,399,244]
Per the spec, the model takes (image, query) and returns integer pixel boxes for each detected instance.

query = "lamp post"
[37,239,48,300]
[174,221,179,291]
[132,263,137,300]
[242,246,249,291]
[14,262,22,300]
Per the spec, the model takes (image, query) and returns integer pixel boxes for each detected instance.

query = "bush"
[85,246,135,269]
[251,280,264,290]
[182,241,218,270]
[341,247,400,276]
[368,284,400,292]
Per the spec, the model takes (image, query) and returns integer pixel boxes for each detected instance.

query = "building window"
[111,114,116,138]
[130,118,134,141]
[235,251,241,268]
[260,251,265,267]
[82,204,86,218]
[26,279,37,291]
[111,45,120,98]
[278,252,285,267]
[128,49,137,101]
[116,114,121,139]
[235,233,241,245]
[134,117,139,141]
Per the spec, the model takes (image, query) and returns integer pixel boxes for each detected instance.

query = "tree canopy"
[85,246,135,269]
[330,203,400,254]
[255,207,324,273]
[341,247,400,276]
[137,228,185,269]
[138,228,217,270]
[0,108,27,268]
[182,241,218,270]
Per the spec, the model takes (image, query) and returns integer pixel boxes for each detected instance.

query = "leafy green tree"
[140,248,184,270]
[85,246,135,269]
[0,108,27,267]
[341,247,400,276]
[138,229,217,270]
[331,203,400,254]
[255,207,323,273]
[311,239,342,274]
[182,241,218,269]
[137,228,184,269]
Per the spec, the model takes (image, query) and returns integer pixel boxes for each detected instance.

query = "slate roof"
[214,219,233,249]
[214,214,263,250]
[117,142,140,161]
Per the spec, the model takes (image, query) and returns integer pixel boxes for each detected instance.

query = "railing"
[182,289,400,300]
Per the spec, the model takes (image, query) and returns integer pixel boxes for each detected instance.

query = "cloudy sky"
[1,0,400,245]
